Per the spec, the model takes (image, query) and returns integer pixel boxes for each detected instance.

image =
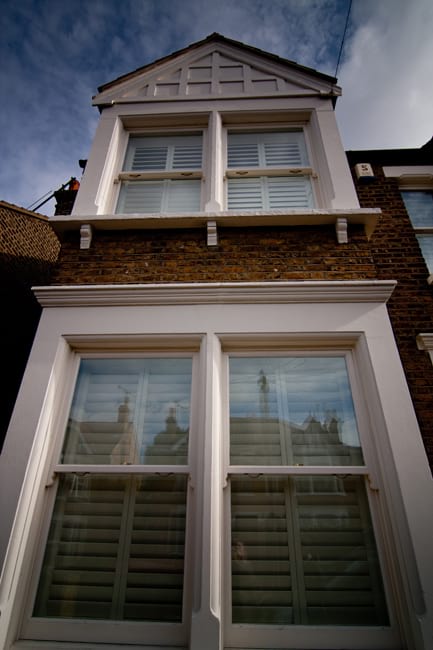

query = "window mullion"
[111,476,137,619]
[286,477,306,624]
[161,179,170,212]
[166,142,175,170]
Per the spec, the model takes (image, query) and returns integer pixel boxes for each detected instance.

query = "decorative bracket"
[80,223,93,249]
[336,217,348,244]
[207,220,218,247]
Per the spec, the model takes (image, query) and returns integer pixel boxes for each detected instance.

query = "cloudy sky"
[1,0,432,215]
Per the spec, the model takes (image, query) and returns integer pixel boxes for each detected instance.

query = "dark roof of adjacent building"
[346,136,433,166]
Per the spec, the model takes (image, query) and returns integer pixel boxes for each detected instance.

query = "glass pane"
[229,356,363,466]
[33,473,187,622]
[62,358,192,465]
[124,135,202,172]
[117,179,201,214]
[401,191,433,227]
[417,234,433,273]
[227,131,308,168]
[166,179,201,212]
[231,475,389,626]
[117,180,165,213]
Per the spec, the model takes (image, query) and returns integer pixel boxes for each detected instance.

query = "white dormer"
[71,34,361,224]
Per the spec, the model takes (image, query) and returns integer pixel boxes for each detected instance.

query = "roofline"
[0,200,48,222]
[96,32,338,96]
[346,140,433,166]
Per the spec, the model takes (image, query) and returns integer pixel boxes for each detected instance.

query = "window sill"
[51,208,380,247]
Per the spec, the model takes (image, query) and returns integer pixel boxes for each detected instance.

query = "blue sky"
[1,0,432,215]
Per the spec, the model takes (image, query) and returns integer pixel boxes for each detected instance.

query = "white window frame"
[1,282,432,650]
[223,125,317,211]
[115,131,205,214]
[401,189,433,277]
[221,347,400,649]
[383,166,433,282]
[19,350,200,647]
[86,111,347,218]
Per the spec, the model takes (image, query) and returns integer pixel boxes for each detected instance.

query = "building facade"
[0,34,432,650]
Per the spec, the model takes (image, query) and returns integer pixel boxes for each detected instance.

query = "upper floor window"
[226,130,314,210]
[116,134,203,214]
[401,190,433,273]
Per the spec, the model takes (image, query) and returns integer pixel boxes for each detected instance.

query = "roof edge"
[95,32,338,97]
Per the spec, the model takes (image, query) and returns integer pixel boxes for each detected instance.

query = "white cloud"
[336,0,433,149]
[1,0,431,214]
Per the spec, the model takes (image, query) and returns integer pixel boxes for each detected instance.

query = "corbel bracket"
[336,217,348,244]
[207,220,218,247]
[80,223,93,249]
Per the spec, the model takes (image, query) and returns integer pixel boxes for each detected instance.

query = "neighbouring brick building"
[0,34,432,650]
[0,201,60,448]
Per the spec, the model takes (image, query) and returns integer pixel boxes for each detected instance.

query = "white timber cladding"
[0,283,432,650]
[71,37,359,217]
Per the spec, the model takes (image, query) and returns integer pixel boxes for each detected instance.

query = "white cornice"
[383,166,433,189]
[33,280,397,307]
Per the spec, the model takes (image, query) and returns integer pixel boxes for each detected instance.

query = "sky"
[1,0,432,215]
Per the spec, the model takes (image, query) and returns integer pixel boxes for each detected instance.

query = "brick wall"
[0,201,60,449]
[52,224,376,284]
[36,180,433,470]
[350,166,433,469]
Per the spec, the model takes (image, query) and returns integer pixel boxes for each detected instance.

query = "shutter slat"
[118,179,201,214]
[227,131,308,169]
[34,474,188,623]
[230,475,389,626]
[227,176,313,210]
[126,135,202,172]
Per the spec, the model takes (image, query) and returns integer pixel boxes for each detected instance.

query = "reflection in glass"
[62,358,192,465]
[34,474,188,621]
[231,475,389,626]
[229,357,363,466]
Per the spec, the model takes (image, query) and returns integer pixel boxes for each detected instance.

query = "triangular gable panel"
[94,36,340,106]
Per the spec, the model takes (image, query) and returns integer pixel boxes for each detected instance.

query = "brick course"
[52,224,376,284]
[350,166,433,469]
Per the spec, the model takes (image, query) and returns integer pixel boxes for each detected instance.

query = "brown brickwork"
[349,164,433,469]
[52,224,376,285]
[0,201,60,449]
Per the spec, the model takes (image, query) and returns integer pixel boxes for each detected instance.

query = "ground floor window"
[23,356,195,646]
[225,354,390,647]
[11,330,415,649]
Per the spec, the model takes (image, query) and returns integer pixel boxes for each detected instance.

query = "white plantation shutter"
[117,135,202,214]
[227,131,313,209]
[125,135,202,172]
[227,176,313,210]
[34,474,188,622]
[231,475,388,626]
[32,358,192,632]
[227,131,309,168]
[117,179,201,214]
[228,356,388,629]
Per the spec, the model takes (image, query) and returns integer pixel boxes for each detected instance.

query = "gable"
[93,35,340,107]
